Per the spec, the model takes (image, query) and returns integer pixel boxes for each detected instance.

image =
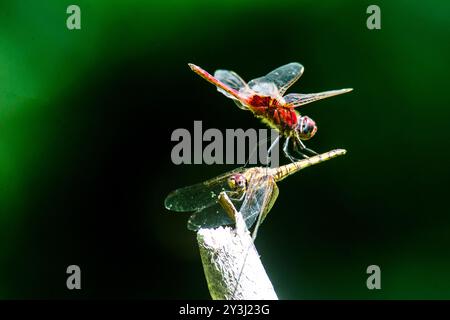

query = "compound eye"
[299,117,308,132]
[234,175,246,189]
[303,121,308,132]
[227,176,236,188]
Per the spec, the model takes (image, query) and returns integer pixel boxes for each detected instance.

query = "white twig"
[196,193,278,300]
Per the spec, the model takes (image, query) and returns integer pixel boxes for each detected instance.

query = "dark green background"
[0,0,449,299]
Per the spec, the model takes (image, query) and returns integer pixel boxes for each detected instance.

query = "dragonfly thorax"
[247,95,300,134]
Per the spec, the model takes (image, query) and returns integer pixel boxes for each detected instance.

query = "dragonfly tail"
[273,149,347,181]
[188,63,245,101]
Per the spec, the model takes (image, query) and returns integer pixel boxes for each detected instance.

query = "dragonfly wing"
[284,88,353,108]
[189,63,245,101]
[248,63,304,97]
[247,81,279,98]
[214,70,252,109]
[239,173,276,229]
[259,182,278,225]
[187,198,242,231]
[164,167,245,212]
[214,70,248,92]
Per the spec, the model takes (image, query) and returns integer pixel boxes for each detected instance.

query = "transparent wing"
[247,81,279,98]
[248,63,304,97]
[164,167,246,212]
[187,198,242,231]
[284,88,353,108]
[259,182,278,225]
[214,70,248,93]
[239,173,278,229]
[189,63,247,102]
[214,70,252,110]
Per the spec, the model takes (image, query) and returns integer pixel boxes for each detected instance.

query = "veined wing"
[214,69,252,110]
[164,167,246,212]
[240,172,279,230]
[214,70,248,94]
[284,88,353,108]
[189,63,248,103]
[248,63,304,97]
[187,198,242,231]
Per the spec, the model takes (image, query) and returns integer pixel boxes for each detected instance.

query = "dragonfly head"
[227,174,247,192]
[297,116,317,140]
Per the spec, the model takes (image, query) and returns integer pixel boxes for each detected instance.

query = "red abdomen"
[247,95,298,133]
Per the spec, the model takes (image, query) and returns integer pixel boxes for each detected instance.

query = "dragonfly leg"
[235,192,246,202]
[284,137,319,162]
[305,147,319,156]
[244,134,280,167]
[295,139,318,158]
[267,135,280,156]
[224,190,246,202]
[283,137,301,162]
[244,136,269,168]
[265,135,280,166]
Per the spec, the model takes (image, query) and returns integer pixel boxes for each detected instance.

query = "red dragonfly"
[189,62,352,161]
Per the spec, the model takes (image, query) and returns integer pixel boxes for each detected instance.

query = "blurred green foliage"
[0,0,449,299]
